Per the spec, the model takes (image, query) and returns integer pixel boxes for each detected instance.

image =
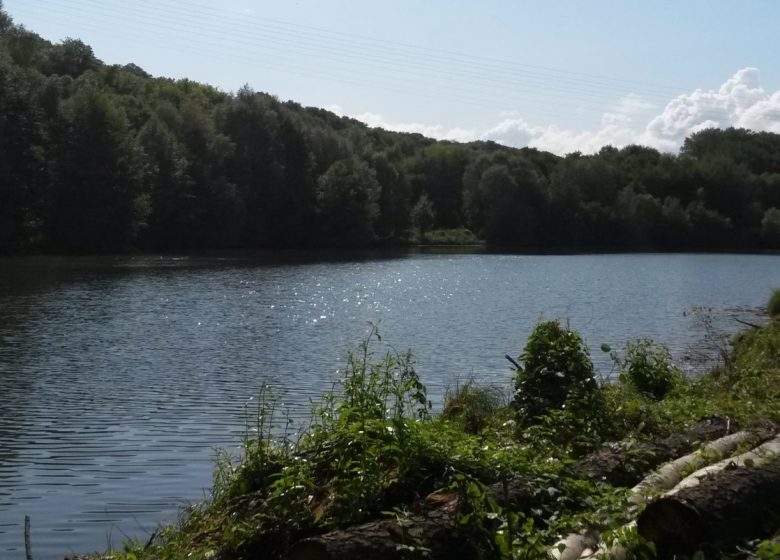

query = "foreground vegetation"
[4,3,780,254]
[86,296,780,560]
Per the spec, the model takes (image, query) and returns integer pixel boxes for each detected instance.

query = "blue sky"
[6,0,780,154]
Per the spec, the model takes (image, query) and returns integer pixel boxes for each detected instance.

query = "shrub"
[768,288,780,318]
[512,320,602,425]
[616,339,681,400]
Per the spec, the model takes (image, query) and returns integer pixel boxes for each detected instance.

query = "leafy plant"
[512,320,603,424]
[614,339,681,400]
[753,538,780,559]
[688,306,734,372]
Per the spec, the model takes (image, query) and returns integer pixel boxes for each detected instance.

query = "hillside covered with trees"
[2,3,780,254]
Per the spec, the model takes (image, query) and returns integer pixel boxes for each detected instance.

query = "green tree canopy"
[316,157,381,245]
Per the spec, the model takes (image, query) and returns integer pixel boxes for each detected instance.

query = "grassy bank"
[418,228,483,246]
[88,303,780,560]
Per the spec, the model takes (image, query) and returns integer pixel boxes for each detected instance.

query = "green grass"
[442,378,507,433]
[92,305,780,560]
[420,228,482,245]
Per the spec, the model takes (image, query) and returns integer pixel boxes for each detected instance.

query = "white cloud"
[329,68,780,155]
[640,67,780,150]
[323,105,475,142]
[480,93,652,154]
[323,103,344,115]
[350,111,476,143]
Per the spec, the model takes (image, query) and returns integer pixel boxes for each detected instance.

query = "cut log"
[580,520,642,560]
[637,458,780,557]
[488,476,534,509]
[628,429,759,504]
[667,434,780,495]
[550,531,599,560]
[571,416,735,487]
[288,496,479,560]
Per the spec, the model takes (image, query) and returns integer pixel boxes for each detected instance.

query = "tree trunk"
[488,476,534,509]
[637,458,780,557]
[550,531,599,560]
[667,434,780,495]
[570,416,736,487]
[288,496,480,560]
[629,430,759,504]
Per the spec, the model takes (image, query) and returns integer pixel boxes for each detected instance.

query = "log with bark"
[550,531,599,560]
[288,493,480,560]
[570,416,735,487]
[628,429,759,505]
[637,458,780,557]
[289,476,546,560]
[667,434,780,495]
[488,476,536,510]
[579,431,779,558]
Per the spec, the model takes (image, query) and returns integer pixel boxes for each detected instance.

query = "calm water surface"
[0,251,777,558]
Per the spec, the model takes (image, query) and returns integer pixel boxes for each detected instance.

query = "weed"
[442,379,506,433]
[768,288,780,318]
[613,339,682,400]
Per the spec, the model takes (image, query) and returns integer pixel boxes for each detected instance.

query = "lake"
[0,251,776,559]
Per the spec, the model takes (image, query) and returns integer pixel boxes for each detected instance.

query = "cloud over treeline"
[334,68,780,155]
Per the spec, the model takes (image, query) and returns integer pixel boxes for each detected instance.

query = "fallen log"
[588,433,780,558]
[570,416,735,487]
[288,494,479,560]
[628,429,759,504]
[488,476,536,510]
[290,476,544,560]
[637,458,780,557]
[582,522,635,560]
[553,420,749,559]
[550,531,599,560]
[667,434,780,495]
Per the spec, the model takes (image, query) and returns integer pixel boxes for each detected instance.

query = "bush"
[512,320,602,424]
[616,339,681,399]
[768,288,780,318]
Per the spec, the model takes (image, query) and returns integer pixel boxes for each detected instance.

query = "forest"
[2,4,780,254]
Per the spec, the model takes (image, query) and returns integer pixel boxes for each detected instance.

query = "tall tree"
[0,1,12,31]
[47,87,144,251]
[316,157,381,245]
[0,54,45,252]
[137,117,196,249]
[45,38,99,78]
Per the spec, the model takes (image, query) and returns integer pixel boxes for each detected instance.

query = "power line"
[13,3,659,124]
[121,0,682,99]
[14,9,598,124]
[18,0,679,107]
[19,0,668,106]
[129,0,688,95]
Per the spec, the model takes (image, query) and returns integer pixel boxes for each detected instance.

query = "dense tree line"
[2,5,780,254]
